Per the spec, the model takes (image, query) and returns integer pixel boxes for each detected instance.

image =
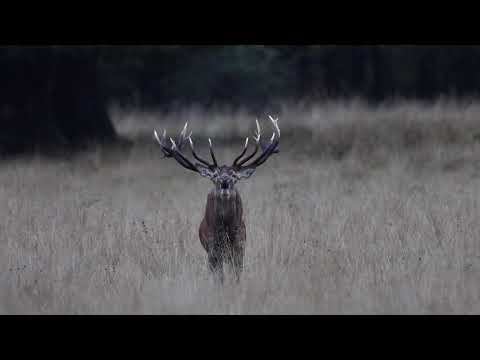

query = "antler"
[232,115,280,169]
[188,136,218,168]
[154,122,218,173]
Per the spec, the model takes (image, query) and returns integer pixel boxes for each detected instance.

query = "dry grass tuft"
[1,100,480,314]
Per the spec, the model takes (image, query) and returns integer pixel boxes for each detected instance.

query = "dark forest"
[1,45,479,155]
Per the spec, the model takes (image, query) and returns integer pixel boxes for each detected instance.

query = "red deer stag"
[154,116,280,284]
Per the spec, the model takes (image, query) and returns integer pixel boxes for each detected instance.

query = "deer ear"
[197,164,216,179]
[236,167,256,180]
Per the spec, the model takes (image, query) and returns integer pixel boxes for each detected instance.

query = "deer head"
[154,116,280,198]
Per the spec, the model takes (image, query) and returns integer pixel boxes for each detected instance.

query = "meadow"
[1,100,479,314]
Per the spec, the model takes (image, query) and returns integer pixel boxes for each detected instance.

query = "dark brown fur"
[199,189,246,283]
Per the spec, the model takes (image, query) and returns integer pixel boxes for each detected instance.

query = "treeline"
[1,45,480,155]
[0,47,116,155]
[100,45,480,108]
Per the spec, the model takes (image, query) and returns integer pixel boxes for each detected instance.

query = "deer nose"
[221,181,229,190]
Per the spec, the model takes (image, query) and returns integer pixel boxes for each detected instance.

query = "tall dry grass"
[1,100,479,314]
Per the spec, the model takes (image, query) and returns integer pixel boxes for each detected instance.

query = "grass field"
[1,100,480,314]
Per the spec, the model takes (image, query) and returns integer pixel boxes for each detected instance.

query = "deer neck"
[205,189,243,228]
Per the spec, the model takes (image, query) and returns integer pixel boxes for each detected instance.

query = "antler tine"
[232,137,250,166]
[254,118,261,143]
[268,116,280,154]
[154,128,166,145]
[154,129,170,158]
[236,115,280,169]
[235,119,262,167]
[188,134,216,168]
[235,117,267,167]
[181,121,188,137]
[174,122,191,152]
[153,127,199,173]
[232,118,262,167]
[166,121,217,169]
[268,115,280,137]
[153,129,161,144]
[208,138,218,167]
